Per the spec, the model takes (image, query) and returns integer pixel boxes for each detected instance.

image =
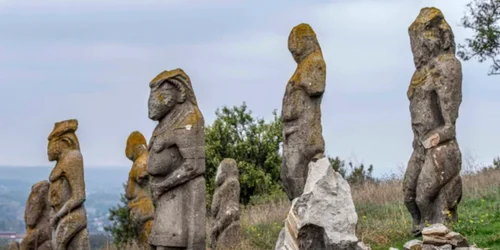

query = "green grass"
[236,175,500,250]
[354,187,500,250]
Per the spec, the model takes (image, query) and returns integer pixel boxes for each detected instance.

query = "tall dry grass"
[102,167,500,250]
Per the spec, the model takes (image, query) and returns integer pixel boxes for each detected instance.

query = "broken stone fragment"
[404,239,423,250]
[422,224,450,236]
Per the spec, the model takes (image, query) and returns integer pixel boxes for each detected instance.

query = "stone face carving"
[47,119,90,250]
[281,23,326,200]
[147,69,206,249]
[125,131,154,246]
[275,157,368,250]
[404,7,463,236]
[210,158,241,250]
[20,180,52,250]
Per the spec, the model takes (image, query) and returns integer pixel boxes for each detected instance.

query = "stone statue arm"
[300,57,326,97]
[211,181,240,237]
[125,181,135,201]
[421,61,462,149]
[152,129,205,195]
[136,162,150,185]
[53,152,86,220]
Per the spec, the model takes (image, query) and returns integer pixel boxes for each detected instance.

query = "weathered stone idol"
[9,241,19,250]
[281,23,326,200]
[47,119,90,250]
[210,158,241,250]
[20,180,52,250]
[125,131,154,246]
[275,157,369,250]
[147,69,206,250]
[404,7,463,236]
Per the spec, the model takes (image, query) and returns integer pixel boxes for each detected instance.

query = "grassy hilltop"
[232,167,500,250]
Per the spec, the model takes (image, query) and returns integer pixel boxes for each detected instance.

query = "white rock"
[275,157,360,250]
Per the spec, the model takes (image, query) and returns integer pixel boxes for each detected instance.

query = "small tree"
[328,156,347,178]
[104,185,139,247]
[458,0,500,75]
[204,102,283,208]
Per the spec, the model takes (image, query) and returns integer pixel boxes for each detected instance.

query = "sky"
[0,0,498,177]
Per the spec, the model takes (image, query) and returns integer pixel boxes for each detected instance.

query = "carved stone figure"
[125,131,154,246]
[210,158,241,250]
[404,7,463,236]
[147,69,206,250]
[281,23,326,200]
[9,241,19,250]
[20,180,52,250]
[47,119,90,250]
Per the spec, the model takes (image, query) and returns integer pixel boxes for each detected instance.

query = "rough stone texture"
[9,241,19,250]
[147,69,206,250]
[275,157,367,250]
[281,23,326,200]
[20,180,52,250]
[404,239,423,250]
[406,224,480,250]
[422,224,450,236]
[210,158,241,250]
[403,7,463,236]
[125,131,154,246]
[47,119,90,250]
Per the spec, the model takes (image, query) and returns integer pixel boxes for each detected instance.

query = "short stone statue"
[281,23,326,200]
[47,119,90,249]
[404,7,463,236]
[147,69,206,250]
[125,131,154,246]
[9,241,19,250]
[20,180,52,250]
[210,158,241,250]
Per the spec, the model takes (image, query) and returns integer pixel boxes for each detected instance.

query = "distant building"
[0,231,25,241]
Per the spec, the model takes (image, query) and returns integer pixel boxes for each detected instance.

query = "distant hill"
[0,166,128,192]
[0,166,130,233]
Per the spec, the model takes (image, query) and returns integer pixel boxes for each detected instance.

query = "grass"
[96,167,500,250]
[230,167,500,250]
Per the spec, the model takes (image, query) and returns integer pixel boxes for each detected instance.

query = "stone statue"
[210,158,241,250]
[147,69,206,250]
[125,131,154,246]
[47,119,90,249]
[404,7,463,236]
[9,241,19,250]
[20,180,52,250]
[281,23,326,200]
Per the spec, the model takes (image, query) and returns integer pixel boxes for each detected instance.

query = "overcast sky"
[0,0,498,176]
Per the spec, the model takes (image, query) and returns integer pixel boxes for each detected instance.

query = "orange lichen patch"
[410,69,428,87]
[48,119,78,140]
[138,220,153,246]
[149,68,187,87]
[126,131,147,159]
[291,23,317,40]
[409,7,451,33]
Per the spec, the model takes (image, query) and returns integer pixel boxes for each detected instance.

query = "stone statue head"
[25,180,49,228]
[409,7,455,68]
[126,131,147,161]
[47,119,79,162]
[288,23,321,63]
[215,158,239,186]
[148,68,198,121]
